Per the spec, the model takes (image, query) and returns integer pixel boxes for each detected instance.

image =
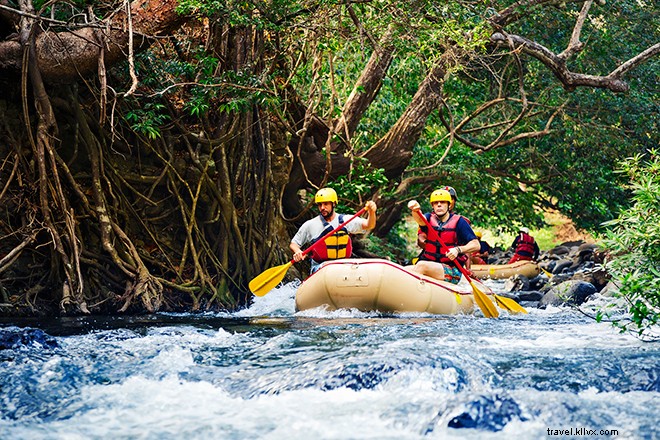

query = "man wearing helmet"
[508,227,540,263]
[290,188,377,274]
[442,186,458,213]
[437,185,475,268]
[407,189,480,283]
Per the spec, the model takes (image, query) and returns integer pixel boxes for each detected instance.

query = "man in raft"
[407,189,480,284]
[290,188,377,274]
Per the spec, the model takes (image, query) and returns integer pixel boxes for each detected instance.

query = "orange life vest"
[309,215,353,262]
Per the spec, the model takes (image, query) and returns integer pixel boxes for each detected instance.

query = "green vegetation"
[1,0,658,315]
[600,150,660,339]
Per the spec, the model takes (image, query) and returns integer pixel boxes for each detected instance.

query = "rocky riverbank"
[484,240,619,310]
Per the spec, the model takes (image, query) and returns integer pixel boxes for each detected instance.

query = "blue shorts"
[442,265,462,284]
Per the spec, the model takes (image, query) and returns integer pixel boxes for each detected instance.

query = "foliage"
[161,0,657,235]
[600,150,660,338]
[363,233,406,264]
[391,0,659,233]
[327,157,388,213]
[3,0,658,316]
[124,102,170,140]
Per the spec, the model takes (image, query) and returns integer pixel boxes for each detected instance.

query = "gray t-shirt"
[291,214,366,248]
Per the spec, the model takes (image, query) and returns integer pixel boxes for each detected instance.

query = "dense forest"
[0,0,658,316]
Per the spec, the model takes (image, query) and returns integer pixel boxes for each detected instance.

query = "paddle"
[541,266,554,278]
[249,207,368,296]
[408,202,499,318]
[492,293,528,314]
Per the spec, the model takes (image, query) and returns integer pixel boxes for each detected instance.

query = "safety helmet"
[475,231,483,239]
[443,186,457,201]
[315,187,338,204]
[519,227,530,234]
[429,189,452,204]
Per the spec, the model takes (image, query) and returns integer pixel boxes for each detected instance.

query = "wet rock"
[577,243,599,262]
[528,274,549,291]
[519,300,540,308]
[447,394,525,432]
[0,328,58,350]
[540,261,556,273]
[552,259,574,274]
[599,281,621,298]
[541,280,597,307]
[485,239,611,310]
[539,290,562,307]
[517,290,544,301]
[548,245,570,256]
[571,268,610,291]
[548,273,572,285]
[504,274,530,292]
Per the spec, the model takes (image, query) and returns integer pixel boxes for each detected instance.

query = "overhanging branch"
[490,31,653,93]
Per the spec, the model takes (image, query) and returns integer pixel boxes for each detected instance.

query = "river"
[0,280,658,440]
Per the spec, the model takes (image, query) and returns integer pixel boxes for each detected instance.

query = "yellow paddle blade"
[494,295,528,314]
[249,261,293,297]
[469,280,499,318]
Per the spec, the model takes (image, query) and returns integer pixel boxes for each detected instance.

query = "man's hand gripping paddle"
[249,207,368,297]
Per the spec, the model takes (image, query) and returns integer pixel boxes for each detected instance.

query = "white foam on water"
[234,280,299,317]
[2,270,658,440]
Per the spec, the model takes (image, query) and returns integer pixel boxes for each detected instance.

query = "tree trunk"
[362,64,447,179]
[0,0,186,83]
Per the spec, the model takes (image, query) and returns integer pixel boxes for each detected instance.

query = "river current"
[0,280,658,440]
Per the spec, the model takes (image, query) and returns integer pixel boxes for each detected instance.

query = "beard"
[320,206,335,220]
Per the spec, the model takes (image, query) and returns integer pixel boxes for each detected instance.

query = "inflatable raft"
[295,258,492,315]
[470,260,540,280]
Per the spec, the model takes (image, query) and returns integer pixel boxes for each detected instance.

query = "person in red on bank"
[508,227,540,263]
[290,188,377,274]
[407,189,480,284]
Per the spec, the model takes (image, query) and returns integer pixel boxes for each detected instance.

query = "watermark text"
[547,427,619,437]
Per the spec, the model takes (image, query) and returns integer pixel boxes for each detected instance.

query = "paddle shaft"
[293,207,367,263]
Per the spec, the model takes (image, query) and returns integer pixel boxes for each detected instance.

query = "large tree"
[0,0,657,315]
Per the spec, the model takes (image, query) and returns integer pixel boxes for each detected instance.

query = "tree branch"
[491,32,634,92]
[558,0,592,60]
[0,0,187,83]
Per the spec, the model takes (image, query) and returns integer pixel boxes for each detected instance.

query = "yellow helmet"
[315,187,338,204]
[429,189,452,204]
[475,231,483,239]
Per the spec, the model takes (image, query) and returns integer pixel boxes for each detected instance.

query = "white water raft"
[470,260,540,280]
[295,258,492,315]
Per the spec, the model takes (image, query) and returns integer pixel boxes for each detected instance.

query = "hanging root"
[119,266,163,313]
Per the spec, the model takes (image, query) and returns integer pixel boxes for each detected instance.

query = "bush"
[600,149,660,339]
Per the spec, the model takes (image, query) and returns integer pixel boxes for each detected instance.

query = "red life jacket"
[309,214,353,262]
[455,212,471,225]
[420,213,468,265]
[514,232,536,258]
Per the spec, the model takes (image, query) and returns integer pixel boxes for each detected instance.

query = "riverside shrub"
[600,150,660,339]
